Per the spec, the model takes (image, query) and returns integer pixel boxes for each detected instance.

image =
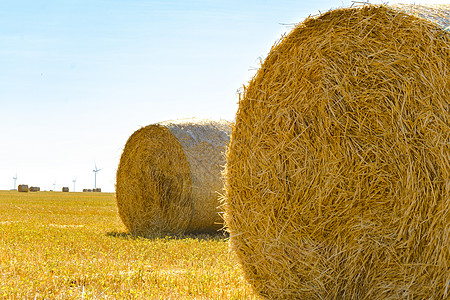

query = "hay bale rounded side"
[116,118,231,235]
[224,5,450,299]
[18,184,28,192]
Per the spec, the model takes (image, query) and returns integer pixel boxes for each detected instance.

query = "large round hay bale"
[116,118,231,235]
[224,4,450,299]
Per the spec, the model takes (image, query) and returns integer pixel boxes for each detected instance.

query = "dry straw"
[116,118,231,235]
[224,4,450,299]
[18,184,28,192]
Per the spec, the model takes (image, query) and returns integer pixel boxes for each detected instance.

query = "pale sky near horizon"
[0,0,447,192]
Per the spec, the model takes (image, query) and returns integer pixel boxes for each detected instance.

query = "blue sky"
[0,0,446,192]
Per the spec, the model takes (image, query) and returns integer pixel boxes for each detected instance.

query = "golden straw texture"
[224,4,450,299]
[18,185,28,192]
[116,118,231,235]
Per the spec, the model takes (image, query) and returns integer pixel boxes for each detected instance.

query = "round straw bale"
[116,118,231,235]
[29,186,40,192]
[18,184,28,192]
[224,4,450,299]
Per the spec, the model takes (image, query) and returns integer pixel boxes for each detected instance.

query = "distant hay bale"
[224,4,450,299]
[18,185,28,192]
[116,118,231,235]
[29,186,40,192]
[94,188,101,192]
[62,187,69,192]
[393,3,450,29]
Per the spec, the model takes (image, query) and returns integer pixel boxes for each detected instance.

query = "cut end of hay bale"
[116,124,193,235]
[225,4,450,299]
[116,118,231,236]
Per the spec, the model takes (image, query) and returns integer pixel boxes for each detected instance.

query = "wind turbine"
[53,181,56,191]
[72,177,77,192]
[13,172,17,190]
[93,163,102,189]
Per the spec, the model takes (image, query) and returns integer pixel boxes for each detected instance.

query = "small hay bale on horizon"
[62,187,69,192]
[18,185,28,193]
[224,4,450,299]
[116,118,232,235]
[29,186,40,192]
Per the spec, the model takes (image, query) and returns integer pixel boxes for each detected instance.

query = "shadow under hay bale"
[106,230,229,241]
[116,118,231,236]
[224,4,450,299]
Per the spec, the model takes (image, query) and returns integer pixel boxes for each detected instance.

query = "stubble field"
[0,190,257,299]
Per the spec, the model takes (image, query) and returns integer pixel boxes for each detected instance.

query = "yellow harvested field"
[0,191,258,299]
